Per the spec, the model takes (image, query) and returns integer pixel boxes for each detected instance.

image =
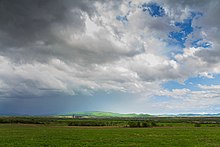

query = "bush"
[151,122,157,127]
[128,121,141,127]
[67,121,107,126]
[142,122,151,127]
[194,123,201,127]
[127,121,157,128]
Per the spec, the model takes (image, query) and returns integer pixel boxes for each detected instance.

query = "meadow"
[0,117,220,146]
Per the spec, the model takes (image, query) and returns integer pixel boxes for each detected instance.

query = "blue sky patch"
[191,39,212,48]
[142,2,165,17]
[168,12,204,48]
[163,74,220,91]
[186,74,220,87]
[169,17,193,48]
[163,80,199,91]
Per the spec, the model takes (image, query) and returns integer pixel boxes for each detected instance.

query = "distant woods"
[0,117,220,128]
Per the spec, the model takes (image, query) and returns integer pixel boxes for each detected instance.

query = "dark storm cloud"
[0,0,96,62]
[0,0,95,46]
[0,0,132,64]
[196,49,220,64]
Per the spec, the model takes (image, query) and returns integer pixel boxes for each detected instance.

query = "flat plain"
[1,125,220,146]
[0,117,220,146]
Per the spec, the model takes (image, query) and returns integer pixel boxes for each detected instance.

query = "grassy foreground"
[0,124,220,146]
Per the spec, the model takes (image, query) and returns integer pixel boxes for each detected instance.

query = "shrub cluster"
[128,121,157,127]
[68,121,106,126]
[194,123,201,127]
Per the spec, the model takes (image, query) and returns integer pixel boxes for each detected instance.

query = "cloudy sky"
[0,0,220,115]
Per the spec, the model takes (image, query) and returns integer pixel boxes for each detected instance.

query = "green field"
[0,117,220,146]
[0,124,220,146]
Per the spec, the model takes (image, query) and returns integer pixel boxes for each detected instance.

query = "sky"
[0,0,220,115]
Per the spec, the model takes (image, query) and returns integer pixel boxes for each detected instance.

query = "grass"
[0,124,220,146]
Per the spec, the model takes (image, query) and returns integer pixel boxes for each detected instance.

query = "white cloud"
[198,84,220,91]
[156,85,220,113]
[198,72,214,79]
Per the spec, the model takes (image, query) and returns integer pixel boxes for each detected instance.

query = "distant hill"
[60,112,220,118]
[176,113,220,117]
[157,113,220,117]
[60,111,151,118]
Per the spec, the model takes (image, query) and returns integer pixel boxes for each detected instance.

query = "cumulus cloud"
[156,85,220,113]
[198,84,220,91]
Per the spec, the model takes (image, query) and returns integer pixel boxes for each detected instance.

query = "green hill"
[61,111,151,118]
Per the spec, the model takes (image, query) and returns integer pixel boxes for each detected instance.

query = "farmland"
[0,117,220,146]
